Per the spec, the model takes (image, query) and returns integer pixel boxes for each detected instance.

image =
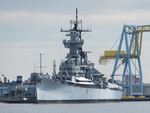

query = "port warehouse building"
[0,83,35,98]
[0,76,36,98]
[124,83,150,96]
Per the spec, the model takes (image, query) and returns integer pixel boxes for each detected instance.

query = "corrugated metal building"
[124,83,150,96]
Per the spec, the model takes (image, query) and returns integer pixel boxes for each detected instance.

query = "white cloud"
[86,10,150,23]
[1,9,150,24]
[0,11,73,25]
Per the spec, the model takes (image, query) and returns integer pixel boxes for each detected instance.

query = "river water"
[0,101,149,113]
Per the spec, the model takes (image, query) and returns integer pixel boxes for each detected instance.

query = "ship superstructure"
[53,9,107,87]
[35,9,122,102]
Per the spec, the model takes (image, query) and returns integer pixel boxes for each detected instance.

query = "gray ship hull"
[36,78,122,102]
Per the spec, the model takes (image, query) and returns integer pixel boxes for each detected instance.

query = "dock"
[0,98,36,103]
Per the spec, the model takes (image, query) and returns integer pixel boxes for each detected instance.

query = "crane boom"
[137,25,150,32]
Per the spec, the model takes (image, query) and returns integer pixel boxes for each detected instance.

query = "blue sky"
[0,0,150,83]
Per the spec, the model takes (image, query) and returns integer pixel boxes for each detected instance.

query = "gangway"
[100,25,150,96]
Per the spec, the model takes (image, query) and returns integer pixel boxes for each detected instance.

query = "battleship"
[34,9,122,103]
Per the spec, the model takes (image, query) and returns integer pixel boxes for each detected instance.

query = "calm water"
[0,101,150,113]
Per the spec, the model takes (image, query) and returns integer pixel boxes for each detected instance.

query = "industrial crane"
[100,25,150,96]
